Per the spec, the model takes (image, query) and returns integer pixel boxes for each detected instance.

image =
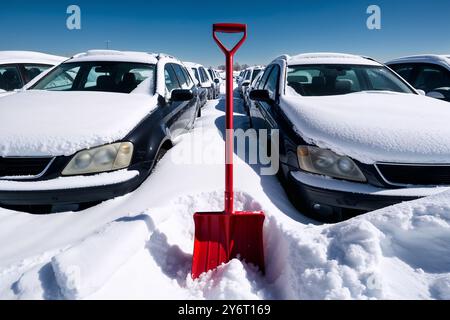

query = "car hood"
[0,90,158,157]
[281,91,450,164]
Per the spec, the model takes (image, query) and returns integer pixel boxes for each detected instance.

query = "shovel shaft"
[225,53,234,214]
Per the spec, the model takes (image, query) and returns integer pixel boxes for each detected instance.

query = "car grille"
[376,163,450,186]
[0,157,54,179]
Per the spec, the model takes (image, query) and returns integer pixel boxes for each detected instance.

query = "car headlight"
[297,146,366,182]
[62,142,134,176]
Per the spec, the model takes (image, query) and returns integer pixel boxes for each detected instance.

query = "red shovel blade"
[192,211,265,279]
[230,211,265,274]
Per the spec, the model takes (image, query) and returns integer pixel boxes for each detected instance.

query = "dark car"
[0,50,199,213]
[386,55,450,102]
[249,53,450,222]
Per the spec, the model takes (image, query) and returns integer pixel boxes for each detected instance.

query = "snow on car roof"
[0,51,66,65]
[386,54,450,69]
[280,53,381,66]
[68,50,160,64]
[183,61,204,68]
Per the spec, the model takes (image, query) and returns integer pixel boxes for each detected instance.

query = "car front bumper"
[286,170,450,220]
[0,170,142,206]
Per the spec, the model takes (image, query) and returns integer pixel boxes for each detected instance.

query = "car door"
[258,64,281,131]
[163,63,186,138]
[250,66,273,130]
[172,63,197,129]
[0,64,24,91]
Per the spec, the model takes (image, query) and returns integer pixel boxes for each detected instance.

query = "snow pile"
[52,217,151,299]
[281,93,450,164]
[264,190,450,299]
[0,91,158,157]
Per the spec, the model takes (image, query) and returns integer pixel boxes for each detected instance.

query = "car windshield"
[287,64,414,96]
[31,61,155,94]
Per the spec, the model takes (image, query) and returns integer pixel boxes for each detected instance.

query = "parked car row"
[246,52,450,222]
[2,48,450,221]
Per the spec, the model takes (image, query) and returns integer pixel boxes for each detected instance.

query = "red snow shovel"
[191,23,265,279]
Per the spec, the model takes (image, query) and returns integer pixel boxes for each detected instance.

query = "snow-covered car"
[0,50,199,213]
[207,67,221,98]
[0,51,65,96]
[185,62,215,100]
[386,55,450,102]
[238,66,264,97]
[249,52,450,222]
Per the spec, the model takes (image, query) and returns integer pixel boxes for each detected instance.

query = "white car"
[0,51,65,96]
[238,66,264,97]
[386,54,450,102]
[0,50,198,213]
[249,52,450,222]
[184,62,215,100]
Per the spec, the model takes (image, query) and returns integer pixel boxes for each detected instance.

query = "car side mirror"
[171,89,193,101]
[426,91,446,100]
[241,80,251,87]
[249,89,271,102]
[214,78,220,84]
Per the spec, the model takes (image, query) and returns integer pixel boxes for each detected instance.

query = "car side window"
[199,68,208,83]
[191,68,200,83]
[264,65,280,99]
[0,65,23,91]
[257,66,273,90]
[180,66,193,87]
[164,64,181,92]
[171,64,189,89]
[413,64,450,93]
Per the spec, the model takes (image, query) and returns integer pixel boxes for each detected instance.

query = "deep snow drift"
[0,91,449,300]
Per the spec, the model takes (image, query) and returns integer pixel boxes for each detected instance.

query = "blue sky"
[1,0,450,67]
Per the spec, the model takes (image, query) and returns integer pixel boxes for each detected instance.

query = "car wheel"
[197,107,202,118]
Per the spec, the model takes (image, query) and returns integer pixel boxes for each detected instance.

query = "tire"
[197,107,202,118]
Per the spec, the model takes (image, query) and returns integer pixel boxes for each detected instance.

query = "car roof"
[67,50,165,64]
[274,52,381,66]
[385,54,450,69]
[184,61,205,69]
[0,51,66,65]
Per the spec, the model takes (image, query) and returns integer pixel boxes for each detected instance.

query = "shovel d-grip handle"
[212,23,247,215]
[213,23,247,56]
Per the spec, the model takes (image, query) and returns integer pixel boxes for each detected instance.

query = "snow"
[0,51,66,65]
[280,92,450,164]
[282,53,381,66]
[386,54,450,71]
[69,50,158,65]
[0,88,449,300]
[0,91,158,157]
[0,170,139,191]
